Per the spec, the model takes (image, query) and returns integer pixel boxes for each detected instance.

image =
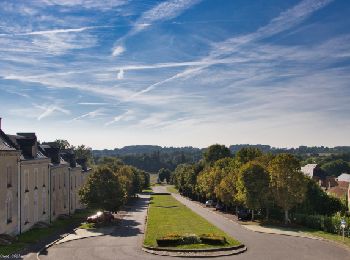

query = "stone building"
[0,125,20,235]
[8,133,50,233]
[0,118,91,235]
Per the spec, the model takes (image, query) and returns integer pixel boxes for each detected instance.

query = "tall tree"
[158,168,172,183]
[203,144,231,164]
[237,162,270,220]
[54,139,71,150]
[268,154,307,224]
[236,147,263,165]
[79,166,123,211]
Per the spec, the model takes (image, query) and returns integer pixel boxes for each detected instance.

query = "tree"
[321,159,350,177]
[236,147,263,165]
[237,162,270,220]
[203,144,231,164]
[74,144,94,166]
[54,139,71,150]
[79,166,123,211]
[158,168,171,183]
[297,178,344,215]
[268,154,307,224]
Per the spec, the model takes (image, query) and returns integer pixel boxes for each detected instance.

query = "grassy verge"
[243,221,350,249]
[144,194,241,249]
[0,209,94,255]
[302,229,350,248]
[166,185,179,194]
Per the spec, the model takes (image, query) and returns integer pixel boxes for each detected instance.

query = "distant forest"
[93,145,350,174]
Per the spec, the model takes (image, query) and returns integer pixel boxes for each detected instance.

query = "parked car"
[237,208,251,221]
[205,200,216,207]
[87,211,114,223]
[215,203,224,211]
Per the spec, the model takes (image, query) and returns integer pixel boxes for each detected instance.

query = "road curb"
[171,191,350,253]
[36,228,78,260]
[142,244,247,258]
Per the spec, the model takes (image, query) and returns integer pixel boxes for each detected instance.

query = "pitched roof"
[327,181,349,199]
[0,129,17,151]
[301,164,318,178]
[337,173,350,183]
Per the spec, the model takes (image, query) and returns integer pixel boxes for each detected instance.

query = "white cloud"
[112,45,125,57]
[105,110,133,126]
[36,104,70,120]
[132,0,334,96]
[117,69,124,79]
[71,109,104,121]
[112,0,202,55]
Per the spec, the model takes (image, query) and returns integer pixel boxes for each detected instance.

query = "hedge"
[294,213,350,235]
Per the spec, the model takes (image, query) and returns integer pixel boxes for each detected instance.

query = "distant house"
[301,163,337,189]
[301,164,318,178]
[327,181,349,200]
[336,173,350,183]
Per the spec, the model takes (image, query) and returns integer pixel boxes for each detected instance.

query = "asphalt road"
[36,186,350,260]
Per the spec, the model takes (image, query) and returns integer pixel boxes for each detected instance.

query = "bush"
[156,233,226,247]
[294,213,350,235]
[156,236,183,247]
[200,234,227,245]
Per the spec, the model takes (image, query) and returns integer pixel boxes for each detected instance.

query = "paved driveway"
[36,187,350,260]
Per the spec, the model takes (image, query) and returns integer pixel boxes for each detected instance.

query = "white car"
[205,200,215,207]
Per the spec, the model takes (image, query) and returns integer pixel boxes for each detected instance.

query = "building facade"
[0,129,20,235]
[0,119,91,236]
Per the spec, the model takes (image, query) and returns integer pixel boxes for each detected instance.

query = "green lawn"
[166,185,179,194]
[144,194,241,249]
[0,209,94,255]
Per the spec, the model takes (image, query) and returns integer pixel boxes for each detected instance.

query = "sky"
[0,0,349,149]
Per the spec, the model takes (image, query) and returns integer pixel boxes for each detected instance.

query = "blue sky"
[0,0,349,149]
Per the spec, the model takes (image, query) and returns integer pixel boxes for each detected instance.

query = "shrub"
[294,213,350,235]
[200,234,227,245]
[156,234,183,247]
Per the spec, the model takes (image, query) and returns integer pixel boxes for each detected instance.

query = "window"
[70,176,73,190]
[34,168,38,189]
[42,168,46,187]
[64,172,66,187]
[6,196,12,223]
[24,170,29,192]
[42,190,46,214]
[24,195,29,224]
[7,166,12,188]
[34,192,38,222]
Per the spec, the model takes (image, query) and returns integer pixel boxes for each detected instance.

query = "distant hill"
[93,145,350,173]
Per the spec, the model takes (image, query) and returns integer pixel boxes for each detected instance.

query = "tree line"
[79,157,150,212]
[172,144,346,224]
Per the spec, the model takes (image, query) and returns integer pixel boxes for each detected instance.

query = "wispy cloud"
[112,0,202,56]
[105,110,134,126]
[35,104,70,120]
[71,109,105,121]
[132,0,334,96]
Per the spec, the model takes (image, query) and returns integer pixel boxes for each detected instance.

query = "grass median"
[144,194,241,249]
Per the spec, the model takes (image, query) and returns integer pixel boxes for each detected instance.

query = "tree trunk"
[284,209,290,225]
[251,209,254,221]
